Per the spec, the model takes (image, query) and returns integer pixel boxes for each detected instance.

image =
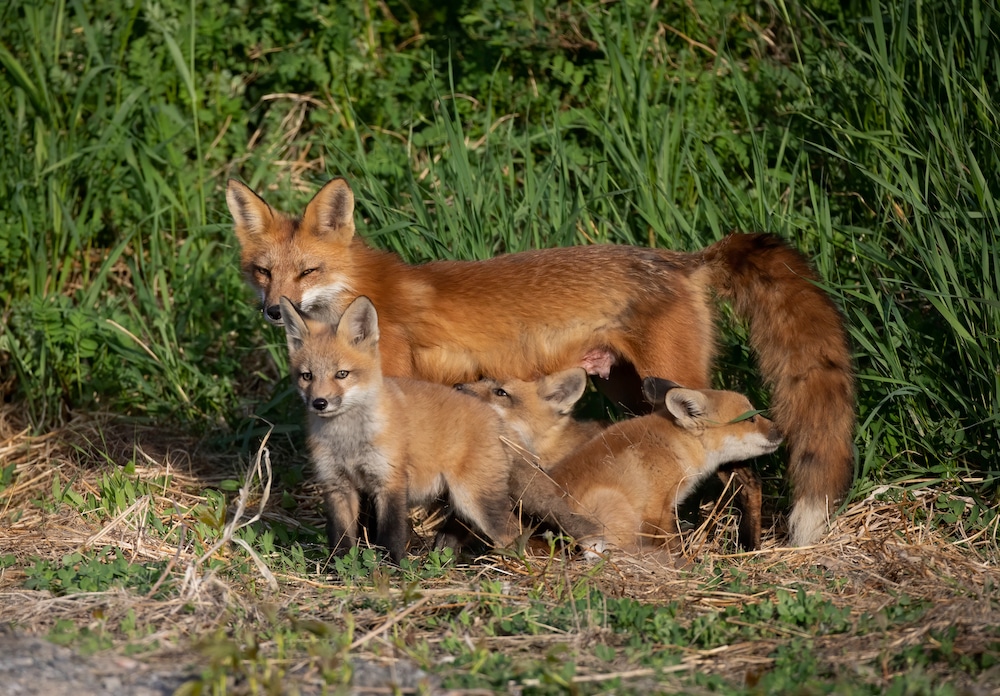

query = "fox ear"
[280,297,309,354]
[539,367,588,415]
[338,295,379,347]
[641,376,682,406]
[302,178,355,243]
[664,388,710,430]
[227,179,274,243]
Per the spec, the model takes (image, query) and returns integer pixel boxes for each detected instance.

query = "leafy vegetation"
[1,0,998,692]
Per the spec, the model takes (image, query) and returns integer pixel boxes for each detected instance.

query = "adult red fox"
[227,177,855,546]
[280,295,595,562]
[511,376,783,555]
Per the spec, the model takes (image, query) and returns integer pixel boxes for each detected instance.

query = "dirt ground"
[1,406,998,694]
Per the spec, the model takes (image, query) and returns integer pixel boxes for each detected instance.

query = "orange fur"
[455,368,605,467]
[229,178,855,546]
[541,380,783,554]
[282,296,595,561]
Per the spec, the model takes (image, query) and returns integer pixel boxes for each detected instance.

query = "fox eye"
[300,267,319,278]
[335,370,350,379]
[748,415,757,423]
[254,266,271,278]
[300,371,312,382]
[493,388,509,398]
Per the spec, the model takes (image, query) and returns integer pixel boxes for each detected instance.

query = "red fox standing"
[227,177,855,547]
[280,294,596,562]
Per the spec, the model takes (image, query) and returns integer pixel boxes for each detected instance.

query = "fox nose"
[768,425,783,444]
[264,304,283,323]
[311,398,328,412]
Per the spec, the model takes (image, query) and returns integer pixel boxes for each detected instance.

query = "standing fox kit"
[228,177,855,546]
[282,295,595,562]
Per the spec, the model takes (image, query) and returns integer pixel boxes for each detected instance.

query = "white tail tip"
[788,498,831,546]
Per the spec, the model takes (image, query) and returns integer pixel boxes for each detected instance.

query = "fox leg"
[719,466,763,550]
[324,480,361,555]
[507,458,599,542]
[373,486,411,563]
[447,469,522,550]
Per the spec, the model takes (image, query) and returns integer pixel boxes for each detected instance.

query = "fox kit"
[454,368,605,467]
[459,369,765,549]
[282,295,594,561]
[228,177,854,547]
[551,377,783,554]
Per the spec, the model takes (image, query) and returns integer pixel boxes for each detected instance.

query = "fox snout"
[767,424,783,446]
[264,303,284,325]
[308,395,342,415]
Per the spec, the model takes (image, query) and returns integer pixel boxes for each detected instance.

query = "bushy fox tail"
[703,234,855,546]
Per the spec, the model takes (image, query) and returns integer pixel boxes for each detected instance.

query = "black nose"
[312,398,328,411]
[265,304,283,322]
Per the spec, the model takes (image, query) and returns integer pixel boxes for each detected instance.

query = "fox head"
[455,367,589,456]
[280,295,381,418]
[227,178,359,327]
[642,376,783,464]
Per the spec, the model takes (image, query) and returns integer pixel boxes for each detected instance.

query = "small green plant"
[23,547,170,597]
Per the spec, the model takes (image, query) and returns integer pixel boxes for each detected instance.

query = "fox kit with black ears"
[549,377,783,554]
[455,368,605,467]
[281,295,595,562]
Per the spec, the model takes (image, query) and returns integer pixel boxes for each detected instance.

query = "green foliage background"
[1,0,997,509]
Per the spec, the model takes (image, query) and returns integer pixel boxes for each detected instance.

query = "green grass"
[1,0,999,692]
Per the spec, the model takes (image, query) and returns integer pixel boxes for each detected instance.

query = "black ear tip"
[641,377,681,404]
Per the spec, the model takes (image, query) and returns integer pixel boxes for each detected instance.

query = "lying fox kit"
[559,377,783,554]
[282,295,527,562]
[455,368,781,551]
[465,372,782,554]
[455,367,604,467]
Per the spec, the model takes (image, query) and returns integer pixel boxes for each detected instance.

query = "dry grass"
[1,404,998,694]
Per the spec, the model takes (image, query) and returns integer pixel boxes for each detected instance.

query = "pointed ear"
[227,179,274,244]
[539,368,588,415]
[664,388,710,430]
[338,295,379,347]
[303,299,344,327]
[641,376,682,406]
[280,297,309,354]
[301,178,355,243]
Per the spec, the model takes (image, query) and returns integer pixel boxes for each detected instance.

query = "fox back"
[547,378,783,553]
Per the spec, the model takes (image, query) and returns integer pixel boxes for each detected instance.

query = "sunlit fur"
[455,368,605,468]
[229,178,855,546]
[282,296,596,561]
[544,382,783,555]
